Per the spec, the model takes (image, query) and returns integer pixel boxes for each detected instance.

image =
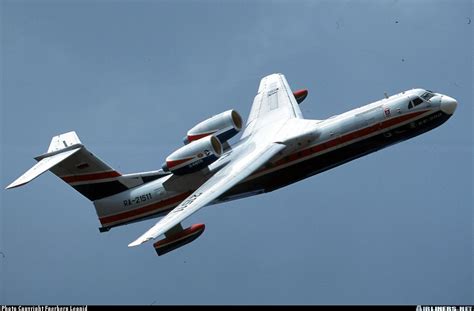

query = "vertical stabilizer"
[47,131,82,153]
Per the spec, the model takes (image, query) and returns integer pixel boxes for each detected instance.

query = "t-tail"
[6,131,129,199]
[6,131,168,227]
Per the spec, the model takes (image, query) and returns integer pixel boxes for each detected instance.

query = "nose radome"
[440,95,458,115]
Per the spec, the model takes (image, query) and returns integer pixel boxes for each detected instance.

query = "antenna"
[384,92,389,99]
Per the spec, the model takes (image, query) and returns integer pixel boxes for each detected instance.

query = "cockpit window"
[408,101,413,109]
[421,92,435,101]
[413,97,423,107]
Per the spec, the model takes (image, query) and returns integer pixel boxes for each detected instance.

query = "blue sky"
[1,0,472,305]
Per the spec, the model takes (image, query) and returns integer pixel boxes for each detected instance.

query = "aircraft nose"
[440,95,458,115]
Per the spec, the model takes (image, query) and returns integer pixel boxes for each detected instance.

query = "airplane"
[5,73,458,256]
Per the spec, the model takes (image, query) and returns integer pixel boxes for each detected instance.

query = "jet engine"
[184,110,243,144]
[162,135,222,175]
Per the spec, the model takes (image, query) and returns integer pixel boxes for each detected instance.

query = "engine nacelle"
[184,110,243,144]
[163,135,222,175]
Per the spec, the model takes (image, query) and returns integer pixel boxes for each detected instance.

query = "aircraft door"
[362,105,384,130]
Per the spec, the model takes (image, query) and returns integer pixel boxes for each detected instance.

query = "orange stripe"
[167,157,195,168]
[153,224,205,248]
[187,131,216,142]
[265,110,429,172]
[61,171,121,183]
[99,191,192,225]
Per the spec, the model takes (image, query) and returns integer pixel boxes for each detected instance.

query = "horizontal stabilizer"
[6,147,81,189]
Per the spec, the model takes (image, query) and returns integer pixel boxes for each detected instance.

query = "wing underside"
[128,142,286,247]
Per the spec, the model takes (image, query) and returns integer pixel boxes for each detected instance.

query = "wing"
[128,72,301,248]
[128,142,286,247]
[242,73,303,139]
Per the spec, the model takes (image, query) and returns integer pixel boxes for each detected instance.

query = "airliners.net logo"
[417,306,472,311]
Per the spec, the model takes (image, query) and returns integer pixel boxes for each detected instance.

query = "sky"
[1,0,472,305]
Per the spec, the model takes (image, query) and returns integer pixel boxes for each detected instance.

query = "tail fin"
[6,131,167,201]
[47,131,82,152]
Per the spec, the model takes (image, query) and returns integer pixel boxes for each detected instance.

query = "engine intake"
[163,135,222,175]
[185,110,243,144]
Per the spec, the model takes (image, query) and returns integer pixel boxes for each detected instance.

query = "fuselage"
[94,88,457,231]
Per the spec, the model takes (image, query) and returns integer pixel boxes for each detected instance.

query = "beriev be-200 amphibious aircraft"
[6,73,458,255]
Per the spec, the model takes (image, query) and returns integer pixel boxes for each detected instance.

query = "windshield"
[421,92,436,101]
